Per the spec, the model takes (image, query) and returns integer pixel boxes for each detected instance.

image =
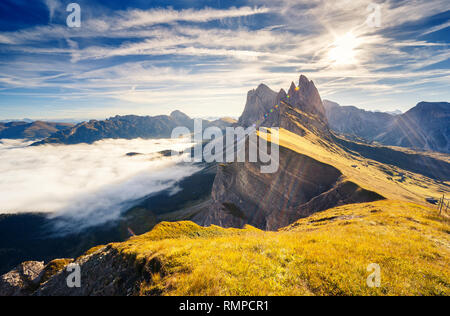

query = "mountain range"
[323,100,450,153]
[2,98,447,156]
[31,111,235,146]
[0,121,74,140]
[192,76,449,230]
[1,74,449,296]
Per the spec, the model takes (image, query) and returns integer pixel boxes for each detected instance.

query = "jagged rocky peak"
[238,75,328,130]
[287,75,327,120]
[238,83,278,127]
[193,73,384,230]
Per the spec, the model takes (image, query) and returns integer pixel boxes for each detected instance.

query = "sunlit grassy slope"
[82,118,449,296]
[259,125,449,205]
[109,200,449,296]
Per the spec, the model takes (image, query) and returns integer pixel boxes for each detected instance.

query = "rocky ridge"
[193,75,384,230]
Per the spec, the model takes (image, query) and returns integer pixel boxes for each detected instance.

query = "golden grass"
[109,200,449,296]
[90,119,450,296]
[259,127,449,205]
[40,258,74,284]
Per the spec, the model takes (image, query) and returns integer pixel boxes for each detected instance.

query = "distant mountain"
[384,110,403,116]
[323,100,450,153]
[32,111,235,146]
[0,119,34,123]
[376,102,450,153]
[323,100,395,141]
[0,121,74,140]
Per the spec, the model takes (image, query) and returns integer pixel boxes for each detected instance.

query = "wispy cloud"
[0,0,448,118]
[116,6,270,29]
[44,0,61,21]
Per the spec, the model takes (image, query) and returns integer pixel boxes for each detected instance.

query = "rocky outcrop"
[31,111,234,146]
[262,77,329,136]
[0,246,142,296]
[0,261,45,296]
[288,75,327,119]
[0,258,75,296]
[35,246,143,296]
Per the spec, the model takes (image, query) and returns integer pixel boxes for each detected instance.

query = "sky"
[0,0,448,120]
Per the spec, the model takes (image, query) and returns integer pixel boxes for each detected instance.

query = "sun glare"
[328,32,360,65]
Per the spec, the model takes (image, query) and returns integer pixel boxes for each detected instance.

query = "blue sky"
[0,0,448,120]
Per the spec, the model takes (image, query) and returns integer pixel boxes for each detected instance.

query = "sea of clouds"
[0,137,200,232]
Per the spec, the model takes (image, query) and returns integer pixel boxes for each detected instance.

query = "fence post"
[438,195,444,215]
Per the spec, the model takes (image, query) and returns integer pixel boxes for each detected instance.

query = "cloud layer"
[0,138,199,231]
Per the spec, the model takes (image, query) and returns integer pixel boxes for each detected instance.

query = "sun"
[328,32,360,65]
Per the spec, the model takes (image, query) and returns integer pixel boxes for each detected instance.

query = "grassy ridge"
[108,200,449,296]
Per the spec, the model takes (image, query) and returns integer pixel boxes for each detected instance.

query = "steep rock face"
[287,75,327,119]
[376,102,450,153]
[259,77,329,137]
[194,75,383,230]
[238,84,278,127]
[234,76,328,134]
[195,138,383,230]
[323,100,395,141]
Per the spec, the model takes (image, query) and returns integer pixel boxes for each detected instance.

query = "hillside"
[2,200,448,296]
[0,121,73,139]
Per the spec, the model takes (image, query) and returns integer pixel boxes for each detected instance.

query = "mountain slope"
[194,75,449,230]
[376,102,450,153]
[323,100,395,141]
[0,121,74,139]
[323,100,450,153]
[3,200,448,296]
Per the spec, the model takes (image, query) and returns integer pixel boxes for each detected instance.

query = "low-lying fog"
[0,138,199,232]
